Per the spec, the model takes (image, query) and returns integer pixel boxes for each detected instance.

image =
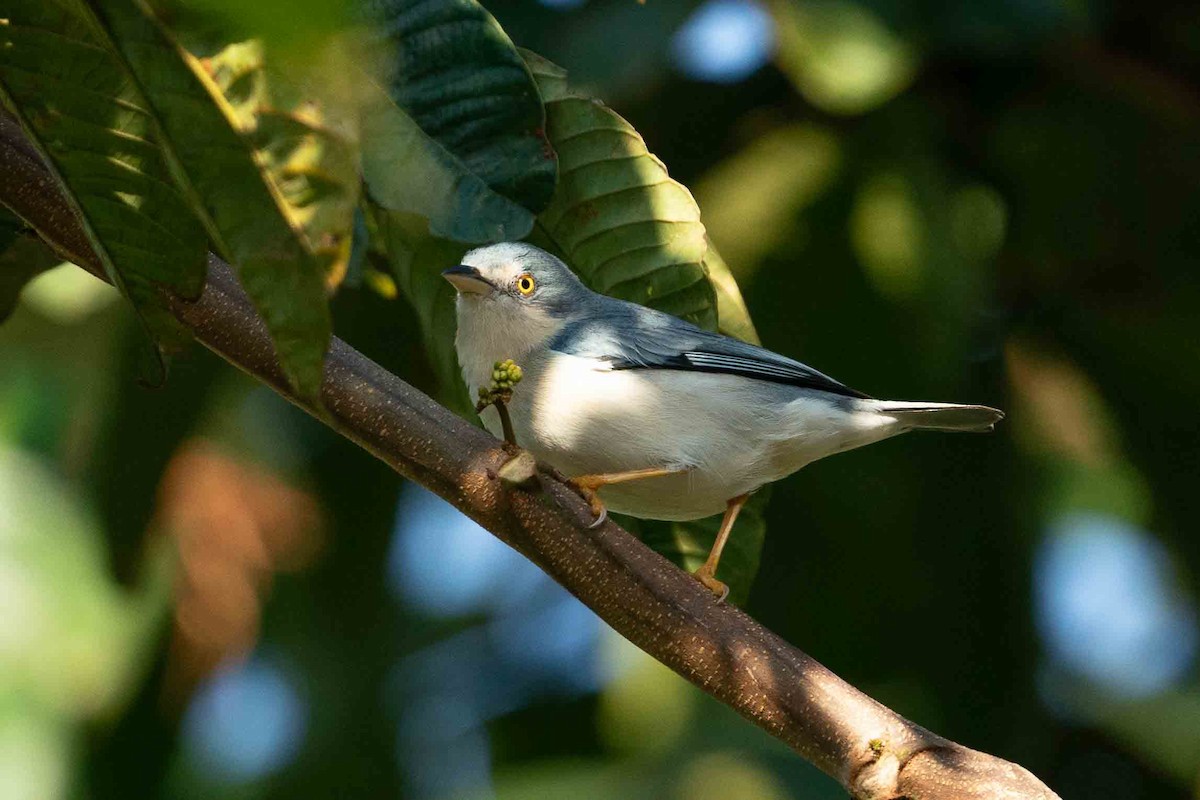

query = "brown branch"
[0,114,1059,800]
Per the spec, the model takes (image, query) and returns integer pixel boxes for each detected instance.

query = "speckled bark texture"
[0,113,1060,800]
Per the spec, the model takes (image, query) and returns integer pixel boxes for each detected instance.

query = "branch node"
[497,450,539,489]
[851,737,904,800]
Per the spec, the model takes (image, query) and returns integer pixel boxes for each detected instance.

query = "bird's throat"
[453,297,563,395]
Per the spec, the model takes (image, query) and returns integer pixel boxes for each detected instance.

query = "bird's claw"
[694,565,730,604]
[586,503,607,529]
[566,478,608,529]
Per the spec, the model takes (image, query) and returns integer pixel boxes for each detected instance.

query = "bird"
[444,242,1003,601]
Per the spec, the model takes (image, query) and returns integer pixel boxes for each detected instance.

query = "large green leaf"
[360,82,536,245]
[522,52,725,334]
[523,50,758,341]
[359,0,556,212]
[0,210,62,323]
[80,0,360,399]
[0,0,209,375]
[358,0,557,243]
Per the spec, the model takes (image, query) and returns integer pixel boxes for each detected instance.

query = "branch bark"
[0,114,1059,800]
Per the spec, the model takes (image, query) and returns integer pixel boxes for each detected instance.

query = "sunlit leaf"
[0,0,210,378]
[704,244,760,345]
[522,51,717,329]
[0,211,62,323]
[84,1,360,399]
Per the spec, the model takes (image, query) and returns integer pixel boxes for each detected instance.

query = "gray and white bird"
[444,242,1003,599]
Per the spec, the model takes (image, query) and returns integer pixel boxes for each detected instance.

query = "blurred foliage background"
[3,0,1200,798]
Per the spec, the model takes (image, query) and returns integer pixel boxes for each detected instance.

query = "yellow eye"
[516,274,536,296]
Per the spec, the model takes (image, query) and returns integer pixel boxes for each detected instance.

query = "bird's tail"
[872,401,1004,433]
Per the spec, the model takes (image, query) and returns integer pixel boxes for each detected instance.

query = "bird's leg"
[693,494,750,603]
[568,466,688,529]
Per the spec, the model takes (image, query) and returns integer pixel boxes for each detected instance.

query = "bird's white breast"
[486,352,889,520]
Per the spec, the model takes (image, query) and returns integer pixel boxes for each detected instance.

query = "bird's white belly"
[474,353,897,521]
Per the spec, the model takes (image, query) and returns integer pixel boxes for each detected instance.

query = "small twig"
[494,398,517,445]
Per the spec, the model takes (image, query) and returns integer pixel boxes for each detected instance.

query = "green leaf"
[523,50,758,343]
[359,0,556,226]
[520,51,715,330]
[704,244,761,345]
[360,80,537,244]
[84,0,362,398]
[0,0,210,377]
[0,210,62,323]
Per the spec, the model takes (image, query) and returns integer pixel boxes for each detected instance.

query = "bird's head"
[442,242,590,320]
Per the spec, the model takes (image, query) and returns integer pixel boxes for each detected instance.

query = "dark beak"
[441,265,495,295]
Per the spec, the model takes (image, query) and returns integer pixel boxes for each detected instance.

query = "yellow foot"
[564,466,686,530]
[694,565,729,603]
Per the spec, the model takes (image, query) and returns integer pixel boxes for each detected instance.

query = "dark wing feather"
[549,303,870,399]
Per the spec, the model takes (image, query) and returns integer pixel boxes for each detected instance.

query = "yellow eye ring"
[516,274,536,296]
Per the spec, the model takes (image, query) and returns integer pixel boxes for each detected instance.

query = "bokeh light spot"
[598,641,693,756]
[773,0,917,114]
[182,656,307,782]
[850,172,924,301]
[1035,513,1198,699]
[0,712,69,800]
[950,184,1008,264]
[672,0,775,84]
[389,483,542,617]
[674,751,792,800]
[19,264,118,324]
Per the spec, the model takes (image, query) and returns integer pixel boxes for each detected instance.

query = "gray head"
[441,242,591,318]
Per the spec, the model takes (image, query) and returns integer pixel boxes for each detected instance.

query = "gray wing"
[548,303,870,400]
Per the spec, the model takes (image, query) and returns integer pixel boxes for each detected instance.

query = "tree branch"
[0,114,1059,800]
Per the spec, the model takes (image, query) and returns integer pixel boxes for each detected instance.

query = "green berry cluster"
[475,359,524,412]
[490,359,523,389]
